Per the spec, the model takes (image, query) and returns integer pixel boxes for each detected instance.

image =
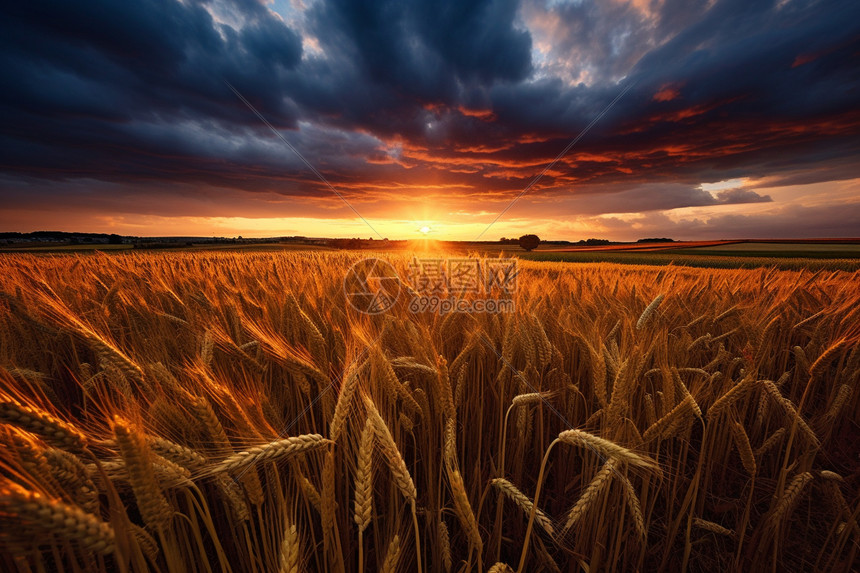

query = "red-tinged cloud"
[653,85,682,102]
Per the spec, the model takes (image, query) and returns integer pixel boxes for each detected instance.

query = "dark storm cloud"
[0,0,858,224]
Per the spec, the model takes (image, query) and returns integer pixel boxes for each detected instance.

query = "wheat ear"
[730,422,756,476]
[0,482,115,555]
[449,467,483,551]
[209,435,330,474]
[112,416,173,530]
[755,427,786,457]
[379,534,401,573]
[558,429,658,472]
[636,293,665,330]
[363,397,416,502]
[706,375,757,420]
[148,436,206,470]
[693,518,734,537]
[0,400,86,451]
[642,395,695,443]
[439,519,452,573]
[354,418,373,533]
[620,474,646,540]
[771,472,813,526]
[562,458,616,534]
[278,524,300,573]
[491,478,554,536]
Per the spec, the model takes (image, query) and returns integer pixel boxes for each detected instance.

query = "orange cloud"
[653,85,681,102]
[457,106,497,121]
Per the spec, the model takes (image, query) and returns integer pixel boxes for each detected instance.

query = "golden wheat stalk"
[297,472,322,513]
[149,436,207,470]
[713,305,739,323]
[449,466,483,551]
[112,416,173,530]
[329,364,363,442]
[755,427,787,457]
[693,518,734,537]
[825,384,851,420]
[215,475,250,521]
[687,334,712,352]
[81,331,145,386]
[209,435,330,474]
[709,327,739,345]
[636,294,665,330]
[131,522,159,561]
[42,448,100,513]
[353,418,374,533]
[379,534,401,573]
[770,472,813,525]
[439,519,452,573]
[558,429,658,471]
[189,395,231,454]
[644,393,656,426]
[730,422,757,476]
[562,458,616,534]
[706,375,757,420]
[0,400,87,451]
[761,381,820,447]
[491,478,554,536]
[278,524,300,573]
[809,338,846,378]
[620,474,646,540]
[201,329,214,367]
[363,397,416,502]
[0,482,115,555]
[588,343,608,408]
[672,368,703,418]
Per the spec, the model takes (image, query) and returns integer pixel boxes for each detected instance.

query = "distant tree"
[108,234,123,244]
[578,238,610,246]
[519,234,540,251]
[637,237,674,243]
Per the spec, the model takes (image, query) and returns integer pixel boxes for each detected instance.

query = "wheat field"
[0,251,857,572]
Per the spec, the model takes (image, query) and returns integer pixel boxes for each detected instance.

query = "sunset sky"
[1,0,859,240]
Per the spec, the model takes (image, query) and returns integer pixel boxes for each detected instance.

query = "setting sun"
[419,226,431,234]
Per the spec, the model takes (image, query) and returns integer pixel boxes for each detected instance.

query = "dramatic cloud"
[0,0,858,238]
